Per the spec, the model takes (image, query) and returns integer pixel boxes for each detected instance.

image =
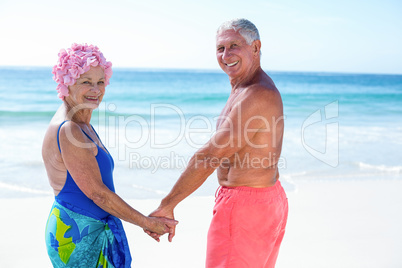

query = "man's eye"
[217,47,224,52]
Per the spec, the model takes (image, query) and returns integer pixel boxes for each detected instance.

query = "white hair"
[217,18,260,45]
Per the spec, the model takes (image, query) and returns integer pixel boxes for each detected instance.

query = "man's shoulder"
[237,77,283,115]
[243,82,280,104]
[245,70,278,93]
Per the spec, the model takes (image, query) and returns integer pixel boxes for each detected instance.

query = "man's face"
[216,29,255,79]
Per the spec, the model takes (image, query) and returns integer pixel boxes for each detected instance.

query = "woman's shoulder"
[57,121,93,148]
[43,120,83,150]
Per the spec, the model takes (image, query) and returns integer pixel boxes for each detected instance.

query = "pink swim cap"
[52,43,113,100]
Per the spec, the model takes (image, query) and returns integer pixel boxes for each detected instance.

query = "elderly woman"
[42,43,177,267]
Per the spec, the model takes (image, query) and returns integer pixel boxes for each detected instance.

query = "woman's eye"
[98,81,105,85]
[83,81,90,84]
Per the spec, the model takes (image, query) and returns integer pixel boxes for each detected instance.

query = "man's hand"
[144,206,176,242]
[143,215,178,242]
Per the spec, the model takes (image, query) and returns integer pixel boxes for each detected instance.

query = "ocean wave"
[0,110,55,117]
[278,174,299,192]
[0,182,52,196]
[357,162,402,174]
[280,166,402,181]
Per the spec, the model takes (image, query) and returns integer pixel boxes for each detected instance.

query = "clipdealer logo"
[301,101,339,167]
[69,101,339,169]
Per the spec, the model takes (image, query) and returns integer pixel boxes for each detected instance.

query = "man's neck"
[230,64,262,92]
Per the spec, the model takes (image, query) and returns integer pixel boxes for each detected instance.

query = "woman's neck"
[63,102,93,126]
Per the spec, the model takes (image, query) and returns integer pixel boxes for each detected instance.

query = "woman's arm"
[58,121,177,235]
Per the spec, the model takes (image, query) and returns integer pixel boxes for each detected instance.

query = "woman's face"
[65,66,106,110]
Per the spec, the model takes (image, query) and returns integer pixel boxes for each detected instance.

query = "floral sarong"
[45,200,132,267]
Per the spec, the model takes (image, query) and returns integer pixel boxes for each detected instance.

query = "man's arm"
[148,88,277,241]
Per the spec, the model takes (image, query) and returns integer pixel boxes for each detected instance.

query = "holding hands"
[144,206,176,242]
[143,212,177,242]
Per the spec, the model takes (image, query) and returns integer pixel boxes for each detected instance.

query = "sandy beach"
[1,178,401,268]
[1,0,401,265]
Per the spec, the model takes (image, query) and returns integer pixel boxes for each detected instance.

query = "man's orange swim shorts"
[206,180,288,268]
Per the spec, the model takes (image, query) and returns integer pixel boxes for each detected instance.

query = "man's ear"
[252,40,261,57]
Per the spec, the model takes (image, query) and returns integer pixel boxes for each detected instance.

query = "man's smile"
[226,61,239,67]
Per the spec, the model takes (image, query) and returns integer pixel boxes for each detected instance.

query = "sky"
[0,0,401,74]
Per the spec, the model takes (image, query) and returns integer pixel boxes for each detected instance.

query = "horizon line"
[0,65,401,76]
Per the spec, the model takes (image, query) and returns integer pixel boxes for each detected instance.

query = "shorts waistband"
[216,180,284,199]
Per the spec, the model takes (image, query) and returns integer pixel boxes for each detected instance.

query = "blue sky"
[0,0,401,74]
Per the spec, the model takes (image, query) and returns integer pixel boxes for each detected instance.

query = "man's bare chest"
[217,99,236,129]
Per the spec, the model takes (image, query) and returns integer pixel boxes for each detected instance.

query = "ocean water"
[0,67,401,199]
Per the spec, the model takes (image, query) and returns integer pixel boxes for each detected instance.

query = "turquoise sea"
[0,67,401,198]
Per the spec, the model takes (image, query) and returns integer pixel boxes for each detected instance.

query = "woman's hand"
[143,216,178,242]
[144,206,176,242]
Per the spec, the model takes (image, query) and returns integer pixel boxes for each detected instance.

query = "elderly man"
[150,18,288,267]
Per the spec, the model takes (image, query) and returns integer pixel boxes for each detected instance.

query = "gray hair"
[217,18,260,45]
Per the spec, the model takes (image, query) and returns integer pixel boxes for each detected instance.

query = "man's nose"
[222,48,231,61]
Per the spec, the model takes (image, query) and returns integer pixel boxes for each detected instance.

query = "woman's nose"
[91,84,101,93]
